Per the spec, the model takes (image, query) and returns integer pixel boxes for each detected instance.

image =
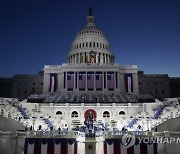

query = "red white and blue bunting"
[104,139,158,154]
[24,138,77,154]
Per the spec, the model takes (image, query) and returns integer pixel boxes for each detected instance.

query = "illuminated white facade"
[43,8,139,96]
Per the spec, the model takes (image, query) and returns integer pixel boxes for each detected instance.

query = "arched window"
[103,111,110,117]
[119,111,125,115]
[71,111,78,117]
[83,43,84,47]
[90,42,92,47]
[56,111,62,115]
[100,43,102,48]
[97,43,99,48]
[86,42,88,47]
[93,42,95,47]
[79,43,81,48]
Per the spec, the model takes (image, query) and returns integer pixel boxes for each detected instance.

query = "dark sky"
[0,0,180,77]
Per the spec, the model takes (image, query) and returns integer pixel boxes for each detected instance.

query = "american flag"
[24,138,77,154]
[78,72,86,89]
[67,72,74,89]
[107,72,114,90]
[90,50,96,63]
[49,73,58,92]
[96,72,103,89]
[87,72,94,89]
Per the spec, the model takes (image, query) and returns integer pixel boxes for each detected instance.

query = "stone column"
[76,54,78,63]
[43,73,50,93]
[77,72,79,89]
[114,72,116,89]
[85,72,87,91]
[102,72,104,90]
[74,54,77,63]
[107,55,109,64]
[57,73,62,92]
[87,53,90,63]
[79,53,81,63]
[119,74,125,91]
[72,55,74,64]
[100,53,103,63]
[96,53,98,63]
[133,73,139,93]
[74,71,76,90]
[94,72,96,91]
[106,71,108,89]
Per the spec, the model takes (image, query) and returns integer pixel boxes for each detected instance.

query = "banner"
[67,72,74,90]
[78,72,86,89]
[96,72,103,90]
[107,72,114,90]
[49,73,58,92]
[104,139,157,154]
[125,74,133,92]
[87,72,94,90]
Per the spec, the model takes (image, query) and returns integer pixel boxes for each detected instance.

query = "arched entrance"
[84,109,97,121]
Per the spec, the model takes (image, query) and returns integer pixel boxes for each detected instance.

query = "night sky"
[0,0,180,77]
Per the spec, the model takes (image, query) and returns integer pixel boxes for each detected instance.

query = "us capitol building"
[0,7,180,154]
[43,7,138,96]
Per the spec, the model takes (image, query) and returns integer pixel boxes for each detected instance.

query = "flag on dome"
[90,50,96,63]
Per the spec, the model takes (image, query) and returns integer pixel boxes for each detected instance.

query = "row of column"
[43,72,138,93]
[68,52,114,64]
[64,71,118,90]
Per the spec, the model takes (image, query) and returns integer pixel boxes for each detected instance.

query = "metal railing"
[1,130,180,138]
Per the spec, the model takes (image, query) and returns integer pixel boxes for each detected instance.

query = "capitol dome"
[67,7,115,64]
